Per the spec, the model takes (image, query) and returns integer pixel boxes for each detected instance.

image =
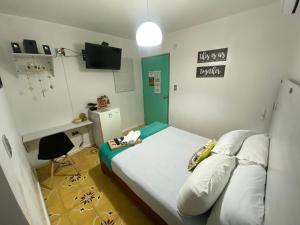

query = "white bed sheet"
[112,126,209,225]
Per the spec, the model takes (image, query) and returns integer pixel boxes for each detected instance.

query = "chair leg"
[66,154,80,175]
[50,160,55,188]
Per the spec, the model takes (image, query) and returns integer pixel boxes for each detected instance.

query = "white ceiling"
[0,0,276,39]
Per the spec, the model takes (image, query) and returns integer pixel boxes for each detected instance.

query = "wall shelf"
[12,53,54,58]
[11,52,55,76]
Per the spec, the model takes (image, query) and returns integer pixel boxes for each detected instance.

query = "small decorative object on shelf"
[11,42,21,53]
[23,39,39,54]
[97,95,110,109]
[72,113,88,124]
[43,45,52,55]
[87,103,97,111]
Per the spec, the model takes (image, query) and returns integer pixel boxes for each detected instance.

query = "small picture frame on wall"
[42,45,52,55]
[11,42,21,53]
[196,65,226,78]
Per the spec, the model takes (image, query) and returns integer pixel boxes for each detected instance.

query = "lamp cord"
[147,0,150,20]
[60,56,75,118]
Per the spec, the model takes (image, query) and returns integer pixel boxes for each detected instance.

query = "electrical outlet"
[55,48,66,56]
[72,131,79,136]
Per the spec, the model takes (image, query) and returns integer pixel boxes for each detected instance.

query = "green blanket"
[99,121,169,170]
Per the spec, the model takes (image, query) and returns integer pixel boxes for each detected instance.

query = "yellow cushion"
[188,139,216,171]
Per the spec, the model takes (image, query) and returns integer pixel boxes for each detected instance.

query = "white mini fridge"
[88,108,122,146]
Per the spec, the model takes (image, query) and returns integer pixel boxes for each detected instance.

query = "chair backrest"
[38,132,74,160]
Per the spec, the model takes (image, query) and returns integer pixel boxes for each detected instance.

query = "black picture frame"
[42,45,52,55]
[11,42,21,53]
[196,65,226,78]
[198,48,228,63]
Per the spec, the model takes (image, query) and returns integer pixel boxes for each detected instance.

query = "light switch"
[174,84,177,91]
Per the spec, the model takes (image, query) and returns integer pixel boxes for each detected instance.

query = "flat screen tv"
[85,42,122,70]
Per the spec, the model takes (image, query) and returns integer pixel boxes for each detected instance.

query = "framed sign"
[196,65,225,78]
[149,71,161,93]
[114,58,134,93]
[198,48,228,63]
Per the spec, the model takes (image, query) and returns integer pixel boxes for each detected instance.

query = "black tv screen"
[85,42,122,70]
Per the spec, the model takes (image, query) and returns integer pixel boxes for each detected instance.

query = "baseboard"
[36,182,52,225]
[31,168,51,225]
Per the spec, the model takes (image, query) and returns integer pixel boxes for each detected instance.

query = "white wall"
[140,3,299,138]
[0,13,144,167]
[0,87,49,225]
[288,14,300,84]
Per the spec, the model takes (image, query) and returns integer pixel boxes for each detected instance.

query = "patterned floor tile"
[68,206,98,225]
[42,188,66,223]
[50,213,72,225]
[37,147,153,225]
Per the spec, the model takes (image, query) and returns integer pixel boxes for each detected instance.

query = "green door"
[142,54,170,125]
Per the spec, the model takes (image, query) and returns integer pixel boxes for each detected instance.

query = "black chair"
[38,132,79,186]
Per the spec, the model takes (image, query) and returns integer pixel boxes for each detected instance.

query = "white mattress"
[112,126,209,225]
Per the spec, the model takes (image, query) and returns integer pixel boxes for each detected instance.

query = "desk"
[22,120,93,144]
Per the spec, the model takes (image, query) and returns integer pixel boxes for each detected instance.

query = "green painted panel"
[142,54,170,124]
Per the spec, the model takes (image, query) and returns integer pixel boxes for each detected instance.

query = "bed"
[100,124,209,225]
[99,79,300,225]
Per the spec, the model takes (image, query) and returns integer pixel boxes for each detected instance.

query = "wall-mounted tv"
[85,42,122,70]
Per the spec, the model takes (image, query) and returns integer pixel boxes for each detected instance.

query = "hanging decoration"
[23,60,53,98]
[12,48,54,100]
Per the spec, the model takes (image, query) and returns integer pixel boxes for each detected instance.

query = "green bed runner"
[99,121,169,170]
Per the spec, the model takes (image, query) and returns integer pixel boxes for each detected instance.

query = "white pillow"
[212,130,254,156]
[207,165,266,225]
[237,134,270,168]
[177,154,236,216]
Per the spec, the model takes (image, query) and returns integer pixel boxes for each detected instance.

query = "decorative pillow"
[177,154,236,216]
[212,130,254,156]
[207,165,266,225]
[237,134,270,168]
[187,139,216,171]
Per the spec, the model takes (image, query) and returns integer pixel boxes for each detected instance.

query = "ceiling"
[0,0,276,39]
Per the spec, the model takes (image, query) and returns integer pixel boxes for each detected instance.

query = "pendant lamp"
[136,0,162,47]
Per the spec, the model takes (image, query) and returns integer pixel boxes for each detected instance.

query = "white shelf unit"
[11,53,55,76]
[22,120,93,143]
[12,53,54,58]
[88,108,122,146]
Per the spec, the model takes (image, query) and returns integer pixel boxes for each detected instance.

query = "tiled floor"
[36,147,153,225]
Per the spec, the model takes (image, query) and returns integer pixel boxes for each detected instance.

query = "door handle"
[2,135,12,158]
[0,76,3,88]
[163,96,169,100]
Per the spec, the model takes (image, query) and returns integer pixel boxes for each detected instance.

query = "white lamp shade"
[136,22,162,47]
